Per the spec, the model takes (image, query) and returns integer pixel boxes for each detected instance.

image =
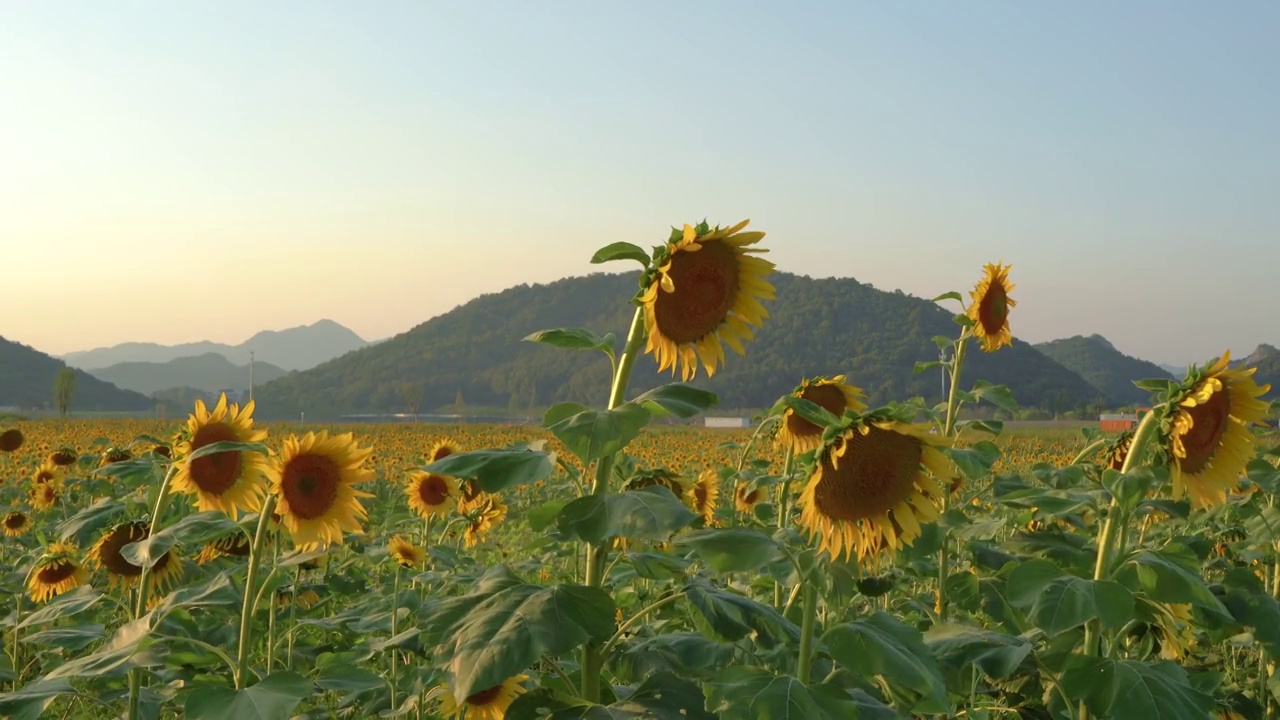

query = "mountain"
[253,272,1104,419]
[89,353,288,396]
[1238,344,1280,400]
[0,336,153,412]
[62,320,368,371]
[1158,363,1188,378]
[1034,335,1174,407]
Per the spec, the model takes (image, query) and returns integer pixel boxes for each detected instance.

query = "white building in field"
[704,416,751,429]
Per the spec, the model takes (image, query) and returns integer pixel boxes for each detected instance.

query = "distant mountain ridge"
[62,320,368,371]
[1034,334,1174,407]
[1,336,153,412]
[253,272,1109,419]
[1237,344,1280,400]
[89,353,288,396]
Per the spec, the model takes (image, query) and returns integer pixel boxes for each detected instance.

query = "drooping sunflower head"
[735,482,764,515]
[0,428,25,453]
[268,430,375,550]
[966,263,1017,353]
[776,375,868,454]
[32,461,63,487]
[640,219,775,381]
[798,421,953,565]
[406,470,460,520]
[388,534,427,569]
[437,674,529,720]
[1167,352,1271,509]
[1105,429,1135,471]
[30,483,59,511]
[100,446,133,467]
[196,532,253,564]
[50,447,78,467]
[3,511,31,537]
[429,439,458,463]
[685,469,721,525]
[624,467,688,498]
[28,542,88,603]
[1125,599,1195,661]
[86,521,184,594]
[463,496,508,549]
[172,394,270,517]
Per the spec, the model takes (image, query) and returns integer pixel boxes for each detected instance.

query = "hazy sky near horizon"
[3,2,1278,364]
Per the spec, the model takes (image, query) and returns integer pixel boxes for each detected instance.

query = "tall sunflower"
[429,439,458,463]
[685,470,721,525]
[798,421,953,564]
[1167,352,1271,508]
[388,534,427,569]
[406,470,460,520]
[640,220,775,381]
[172,394,270,516]
[967,263,1016,352]
[32,461,62,486]
[87,521,184,594]
[3,511,31,537]
[437,674,529,720]
[269,431,375,550]
[776,375,868,454]
[28,542,88,603]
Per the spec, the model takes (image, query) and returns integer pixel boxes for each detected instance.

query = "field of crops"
[3,226,1280,720]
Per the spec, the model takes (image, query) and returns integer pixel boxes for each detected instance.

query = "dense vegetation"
[90,352,288,396]
[1034,334,1173,407]
[254,272,1106,419]
[0,336,152,412]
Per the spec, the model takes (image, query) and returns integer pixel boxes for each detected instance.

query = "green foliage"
[0,336,152,411]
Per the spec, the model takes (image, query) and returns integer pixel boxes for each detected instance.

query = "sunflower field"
[3,219,1280,720]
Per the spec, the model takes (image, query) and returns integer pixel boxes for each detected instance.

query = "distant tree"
[401,382,423,416]
[454,390,466,416]
[54,368,77,418]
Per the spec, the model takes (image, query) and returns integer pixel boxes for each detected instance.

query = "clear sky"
[2,2,1277,365]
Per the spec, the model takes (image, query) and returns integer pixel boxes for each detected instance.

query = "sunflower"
[1125,599,1196,661]
[798,421,953,564]
[406,470,460,520]
[463,496,508,548]
[735,482,763,515]
[276,587,321,610]
[196,532,253,564]
[32,461,62,486]
[1105,429,1135,471]
[3,511,31,537]
[87,521,185,594]
[0,428,24,453]
[625,468,688,498]
[100,447,133,467]
[776,375,868,454]
[269,431,375,550]
[28,542,88,603]
[388,534,427,569]
[640,219,775,381]
[172,394,270,516]
[685,470,721,524]
[49,448,78,467]
[429,439,458,463]
[30,483,59,511]
[437,674,529,720]
[1167,352,1271,509]
[967,263,1016,353]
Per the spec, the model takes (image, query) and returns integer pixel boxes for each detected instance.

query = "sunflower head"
[197,532,253,564]
[437,674,529,720]
[100,446,133,467]
[3,511,31,537]
[639,219,775,381]
[388,534,427,569]
[967,263,1016,353]
[624,467,688,498]
[463,496,508,549]
[30,483,59,511]
[50,448,78,467]
[684,469,721,525]
[28,542,88,603]
[735,482,764,515]
[798,420,953,565]
[172,394,270,517]
[406,470,460,520]
[1167,352,1271,509]
[269,430,375,550]
[0,428,25,453]
[32,461,63,487]
[777,375,868,454]
[429,439,458,463]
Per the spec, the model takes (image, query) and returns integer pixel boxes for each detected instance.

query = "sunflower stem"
[235,495,279,690]
[936,335,969,623]
[286,567,299,671]
[1070,438,1109,466]
[581,304,647,704]
[796,583,819,684]
[774,448,795,608]
[390,562,401,712]
[266,534,279,675]
[127,463,177,720]
[600,592,682,659]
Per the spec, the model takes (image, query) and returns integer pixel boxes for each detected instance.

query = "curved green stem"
[127,464,177,720]
[937,335,969,622]
[156,634,237,674]
[774,448,795,607]
[796,584,819,684]
[600,592,682,658]
[390,563,401,711]
[235,495,279,690]
[1070,438,1108,466]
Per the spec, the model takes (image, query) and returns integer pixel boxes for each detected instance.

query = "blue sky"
[2,2,1277,365]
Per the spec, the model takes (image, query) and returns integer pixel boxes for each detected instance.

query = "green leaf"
[624,634,734,680]
[1116,548,1230,615]
[17,585,103,630]
[185,440,269,463]
[56,497,126,545]
[1134,378,1178,393]
[924,624,1032,681]
[1008,565,1134,636]
[632,383,719,419]
[423,446,557,493]
[557,487,697,544]
[0,678,76,720]
[121,511,239,569]
[185,672,313,720]
[45,615,160,680]
[932,291,963,304]
[781,395,842,429]
[527,499,570,532]
[544,402,651,464]
[913,361,942,374]
[1110,661,1216,720]
[420,567,615,699]
[523,328,617,358]
[314,655,385,694]
[591,241,650,266]
[23,624,105,652]
[683,579,799,648]
[674,527,783,573]
[704,666,873,720]
[823,611,948,713]
[970,381,1018,412]
[945,441,1001,481]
